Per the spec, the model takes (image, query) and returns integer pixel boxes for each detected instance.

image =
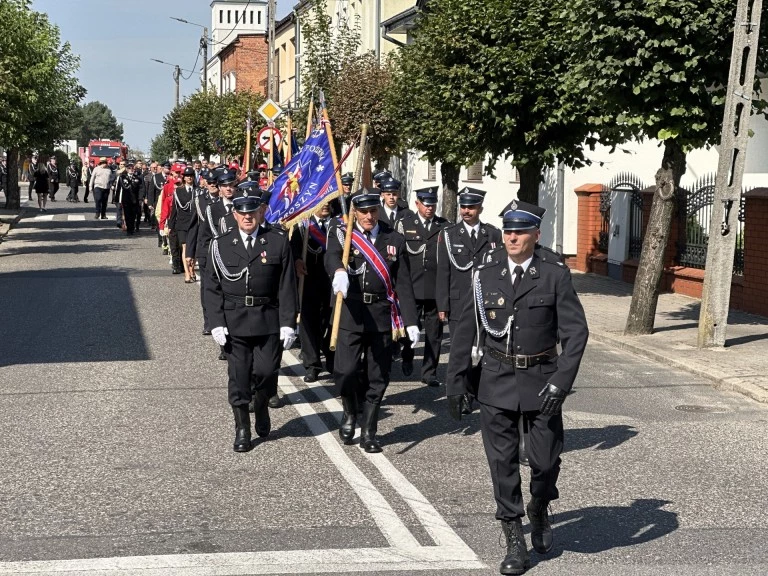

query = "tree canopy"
[69,101,124,148]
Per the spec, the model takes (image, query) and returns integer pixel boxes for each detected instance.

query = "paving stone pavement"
[573,271,768,403]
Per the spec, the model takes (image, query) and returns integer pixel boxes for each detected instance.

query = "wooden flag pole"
[286,108,293,164]
[244,106,252,173]
[268,123,275,187]
[329,122,369,352]
[305,100,315,141]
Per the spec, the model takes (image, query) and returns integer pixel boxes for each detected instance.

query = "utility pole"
[268,0,276,100]
[173,65,181,107]
[201,27,208,92]
[698,0,763,348]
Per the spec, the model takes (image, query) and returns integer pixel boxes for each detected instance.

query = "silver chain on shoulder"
[211,239,249,283]
[336,227,366,275]
[173,189,192,211]
[444,229,474,271]
[474,273,513,339]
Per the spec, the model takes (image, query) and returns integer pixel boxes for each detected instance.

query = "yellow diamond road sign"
[258,99,283,122]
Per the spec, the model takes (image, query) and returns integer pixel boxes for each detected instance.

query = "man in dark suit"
[396,187,449,385]
[446,200,588,575]
[291,201,334,382]
[204,191,298,452]
[325,190,419,453]
[377,178,413,228]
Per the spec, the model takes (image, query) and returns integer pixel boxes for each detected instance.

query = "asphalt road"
[0,196,766,575]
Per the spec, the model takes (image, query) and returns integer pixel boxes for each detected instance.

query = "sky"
[32,0,290,154]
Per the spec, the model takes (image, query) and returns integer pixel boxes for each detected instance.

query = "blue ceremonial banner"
[265,126,340,225]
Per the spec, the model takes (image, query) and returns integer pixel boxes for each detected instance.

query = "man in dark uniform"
[377,178,412,228]
[205,190,298,452]
[46,156,59,201]
[330,172,354,217]
[325,190,419,453]
[396,187,449,384]
[446,200,588,575]
[436,187,502,408]
[114,161,142,235]
[372,169,391,189]
[291,201,334,382]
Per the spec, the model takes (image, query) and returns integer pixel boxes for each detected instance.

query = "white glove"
[406,325,420,345]
[332,270,349,298]
[280,326,296,349]
[211,326,229,346]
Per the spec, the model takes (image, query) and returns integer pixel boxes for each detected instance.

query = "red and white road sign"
[257,127,283,152]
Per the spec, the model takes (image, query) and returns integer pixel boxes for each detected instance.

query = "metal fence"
[676,173,746,275]
[599,173,647,257]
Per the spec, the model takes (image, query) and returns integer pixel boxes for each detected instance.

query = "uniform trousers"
[480,402,563,520]
[298,290,333,372]
[401,298,443,380]
[197,257,209,330]
[123,202,138,233]
[226,333,281,407]
[168,229,182,269]
[335,328,392,404]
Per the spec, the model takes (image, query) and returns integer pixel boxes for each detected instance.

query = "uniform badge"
[502,268,507,276]
[354,249,360,255]
[260,251,267,263]
[407,229,417,233]
[491,242,496,249]
[510,200,518,211]
[489,311,496,319]
[259,237,266,244]
[387,245,397,261]
[529,266,537,276]
[498,297,504,305]
[232,238,238,245]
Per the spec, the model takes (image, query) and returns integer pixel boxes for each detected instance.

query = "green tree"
[218,90,264,160]
[176,90,220,160]
[561,0,768,334]
[389,0,604,221]
[0,0,85,209]
[69,101,124,148]
[150,132,174,163]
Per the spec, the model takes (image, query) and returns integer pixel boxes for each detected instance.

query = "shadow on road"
[565,424,638,453]
[0,267,150,367]
[543,498,679,557]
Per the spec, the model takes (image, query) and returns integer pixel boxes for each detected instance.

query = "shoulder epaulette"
[536,245,566,265]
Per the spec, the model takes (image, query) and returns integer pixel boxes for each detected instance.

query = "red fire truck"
[79,140,128,166]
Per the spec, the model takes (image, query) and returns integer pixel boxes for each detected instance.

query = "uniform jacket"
[168,184,196,232]
[290,216,332,305]
[46,162,59,183]
[436,221,502,318]
[115,172,142,204]
[186,188,219,260]
[66,166,79,188]
[396,214,449,300]
[204,224,298,337]
[447,246,588,412]
[324,221,418,333]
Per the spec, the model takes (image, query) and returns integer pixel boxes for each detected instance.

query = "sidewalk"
[574,271,768,404]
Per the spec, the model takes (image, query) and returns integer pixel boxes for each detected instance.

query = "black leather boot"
[339,394,357,445]
[360,401,382,453]
[252,389,271,438]
[232,406,252,452]
[526,497,553,554]
[500,519,530,575]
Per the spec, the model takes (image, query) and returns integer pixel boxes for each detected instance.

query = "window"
[426,162,436,181]
[227,10,231,24]
[235,11,239,24]
[219,10,223,23]
[250,10,254,24]
[258,10,262,24]
[465,160,483,182]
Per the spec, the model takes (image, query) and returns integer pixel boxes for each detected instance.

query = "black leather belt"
[347,292,387,304]
[485,346,558,369]
[224,294,273,307]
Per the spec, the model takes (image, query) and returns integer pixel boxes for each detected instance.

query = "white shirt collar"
[239,229,257,245]
[356,222,379,240]
[464,221,480,235]
[508,255,534,277]
[419,214,431,227]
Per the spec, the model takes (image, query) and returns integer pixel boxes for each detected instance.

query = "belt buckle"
[363,293,373,304]
[514,355,528,369]
[244,295,255,306]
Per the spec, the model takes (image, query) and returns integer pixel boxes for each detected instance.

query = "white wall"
[210,0,268,57]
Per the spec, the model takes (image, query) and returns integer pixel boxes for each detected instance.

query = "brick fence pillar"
[575,184,604,272]
[741,188,768,316]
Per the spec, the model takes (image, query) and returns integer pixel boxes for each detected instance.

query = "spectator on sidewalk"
[82,160,93,202]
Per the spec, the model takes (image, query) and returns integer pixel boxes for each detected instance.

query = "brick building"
[206,0,269,95]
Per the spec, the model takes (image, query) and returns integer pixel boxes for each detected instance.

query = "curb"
[589,329,768,404]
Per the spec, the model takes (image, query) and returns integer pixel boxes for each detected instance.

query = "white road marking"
[0,351,484,575]
[28,214,54,222]
[69,214,86,221]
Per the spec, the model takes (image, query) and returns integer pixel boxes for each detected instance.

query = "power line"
[212,0,252,48]
[115,116,163,126]
[180,48,202,80]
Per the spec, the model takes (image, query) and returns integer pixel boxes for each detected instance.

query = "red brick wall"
[575,184,604,272]
[741,189,768,316]
[220,34,268,95]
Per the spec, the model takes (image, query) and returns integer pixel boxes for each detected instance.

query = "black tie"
[364,230,371,241]
[319,219,326,233]
[246,235,254,256]
[226,203,233,214]
[425,219,431,232]
[470,229,477,246]
[513,265,524,292]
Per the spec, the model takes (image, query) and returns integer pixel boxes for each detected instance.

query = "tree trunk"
[440,161,459,222]
[624,139,686,335]
[517,162,543,205]
[5,148,21,210]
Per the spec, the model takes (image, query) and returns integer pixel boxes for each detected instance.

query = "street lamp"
[150,59,193,107]
[170,17,209,92]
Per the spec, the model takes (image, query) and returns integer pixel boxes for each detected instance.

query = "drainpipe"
[375,0,381,62]
[556,159,565,254]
